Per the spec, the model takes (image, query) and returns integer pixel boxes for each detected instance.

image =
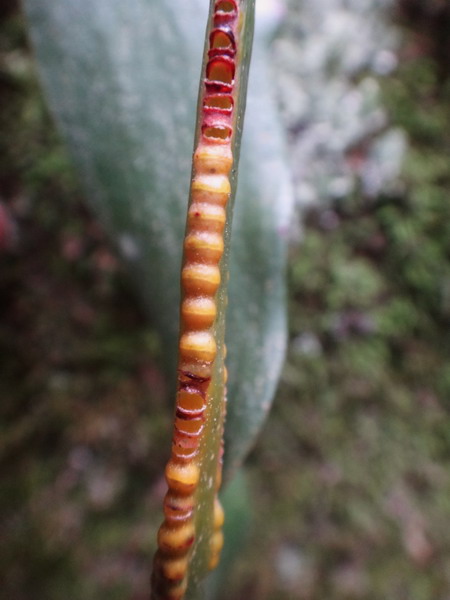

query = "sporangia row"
[151,1,241,598]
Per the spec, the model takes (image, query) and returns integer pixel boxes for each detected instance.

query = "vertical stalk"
[151,1,254,598]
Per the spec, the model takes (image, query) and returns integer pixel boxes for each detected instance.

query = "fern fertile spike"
[151,0,251,596]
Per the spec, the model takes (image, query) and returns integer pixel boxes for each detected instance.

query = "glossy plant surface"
[24,0,292,486]
[152,2,254,597]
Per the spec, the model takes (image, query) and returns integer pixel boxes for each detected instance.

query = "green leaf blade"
[24,0,293,484]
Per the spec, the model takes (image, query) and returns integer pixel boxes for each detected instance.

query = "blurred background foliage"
[2,0,450,598]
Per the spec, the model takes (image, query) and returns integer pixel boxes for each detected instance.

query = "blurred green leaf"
[24,0,293,477]
[204,470,251,600]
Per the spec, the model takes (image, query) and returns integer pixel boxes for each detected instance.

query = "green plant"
[24,0,293,597]
[151,2,255,597]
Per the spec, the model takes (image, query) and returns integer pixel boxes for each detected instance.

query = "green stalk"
[187,2,255,588]
[152,0,254,600]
